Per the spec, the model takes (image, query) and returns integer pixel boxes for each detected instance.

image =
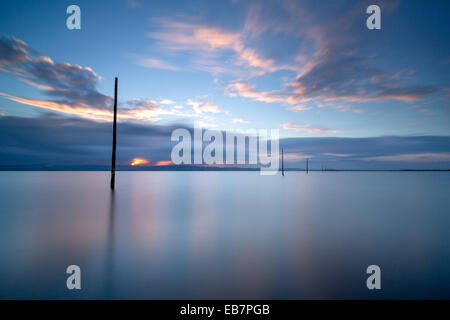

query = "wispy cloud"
[211,0,440,109]
[137,57,180,71]
[187,99,229,114]
[148,18,292,76]
[321,153,354,157]
[225,81,300,104]
[287,104,312,112]
[231,118,249,124]
[0,36,204,123]
[283,153,310,162]
[282,1,438,104]
[0,93,113,121]
[149,20,243,53]
[159,99,176,105]
[363,153,450,162]
[282,122,342,134]
[0,93,202,122]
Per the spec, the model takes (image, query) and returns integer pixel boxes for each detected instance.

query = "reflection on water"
[0,171,449,299]
[104,189,116,298]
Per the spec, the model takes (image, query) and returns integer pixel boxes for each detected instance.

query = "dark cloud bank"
[0,35,111,111]
[0,113,449,170]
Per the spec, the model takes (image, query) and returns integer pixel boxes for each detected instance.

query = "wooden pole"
[110,77,118,189]
[306,158,309,174]
[281,148,284,176]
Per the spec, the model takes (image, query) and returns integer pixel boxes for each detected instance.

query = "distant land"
[0,165,448,172]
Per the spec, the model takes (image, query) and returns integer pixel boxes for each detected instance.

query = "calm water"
[0,171,449,299]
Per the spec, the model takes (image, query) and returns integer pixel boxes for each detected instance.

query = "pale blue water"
[0,171,449,299]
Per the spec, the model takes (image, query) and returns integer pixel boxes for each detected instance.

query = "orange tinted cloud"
[0,93,114,121]
[0,93,207,122]
[150,21,242,52]
[148,20,290,76]
[187,99,228,114]
[130,158,150,166]
[225,81,289,104]
[287,104,312,112]
[155,160,172,166]
[282,122,342,134]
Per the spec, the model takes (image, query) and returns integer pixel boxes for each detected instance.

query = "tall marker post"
[110,77,118,190]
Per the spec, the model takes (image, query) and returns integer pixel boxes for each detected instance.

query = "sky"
[0,0,449,169]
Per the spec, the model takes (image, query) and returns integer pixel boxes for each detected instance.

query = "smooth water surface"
[0,171,449,299]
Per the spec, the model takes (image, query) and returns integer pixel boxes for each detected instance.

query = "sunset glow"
[155,160,173,166]
[130,158,150,166]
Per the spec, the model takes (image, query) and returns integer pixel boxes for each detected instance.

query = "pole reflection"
[104,189,116,298]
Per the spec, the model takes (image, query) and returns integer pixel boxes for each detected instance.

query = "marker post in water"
[110,77,118,190]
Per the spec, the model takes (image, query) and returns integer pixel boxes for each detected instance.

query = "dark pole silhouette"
[281,148,284,176]
[306,158,309,174]
[110,77,118,190]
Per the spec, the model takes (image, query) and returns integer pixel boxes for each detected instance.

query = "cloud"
[0,114,448,170]
[231,118,249,124]
[155,160,173,166]
[0,113,185,168]
[148,18,292,76]
[0,36,111,109]
[283,153,309,162]
[363,153,450,162]
[149,20,243,52]
[321,153,354,157]
[137,57,180,71]
[281,1,439,104]
[225,81,298,104]
[141,2,442,114]
[0,36,197,123]
[282,122,342,134]
[0,35,112,113]
[0,36,30,72]
[0,93,113,121]
[315,102,364,114]
[287,104,312,112]
[288,58,439,102]
[159,99,176,105]
[130,157,150,166]
[216,1,440,107]
[121,98,210,122]
[187,99,229,114]
[284,48,440,103]
[237,48,277,74]
[0,92,200,122]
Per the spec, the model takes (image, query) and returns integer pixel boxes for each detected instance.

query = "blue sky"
[0,0,449,169]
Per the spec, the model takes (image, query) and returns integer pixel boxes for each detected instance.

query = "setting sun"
[130,158,150,166]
